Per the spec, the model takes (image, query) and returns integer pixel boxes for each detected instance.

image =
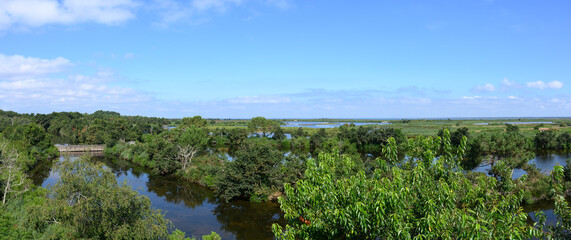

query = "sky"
[0,0,569,119]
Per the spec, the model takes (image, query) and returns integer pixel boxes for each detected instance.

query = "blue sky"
[0,0,569,118]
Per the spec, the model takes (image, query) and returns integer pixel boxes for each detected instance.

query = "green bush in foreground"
[274,133,546,239]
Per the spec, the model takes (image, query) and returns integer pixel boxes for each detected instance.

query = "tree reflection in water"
[147,174,215,209]
[28,157,56,185]
[213,200,285,240]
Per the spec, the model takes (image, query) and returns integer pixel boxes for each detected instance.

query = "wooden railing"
[55,145,105,152]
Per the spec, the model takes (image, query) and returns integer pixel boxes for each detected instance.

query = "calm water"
[473,150,570,179]
[281,121,389,128]
[30,153,284,240]
[474,121,554,125]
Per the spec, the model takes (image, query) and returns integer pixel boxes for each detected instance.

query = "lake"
[281,121,390,128]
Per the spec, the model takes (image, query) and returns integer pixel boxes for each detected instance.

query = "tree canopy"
[274,132,547,239]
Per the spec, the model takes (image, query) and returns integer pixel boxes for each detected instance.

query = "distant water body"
[474,121,554,125]
[281,121,390,128]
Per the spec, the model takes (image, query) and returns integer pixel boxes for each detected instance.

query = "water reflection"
[523,198,571,227]
[473,150,570,179]
[28,158,57,186]
[531,150,570,173]
[31,154,284,240]
[146,174,215,209]
[213,200,284,240]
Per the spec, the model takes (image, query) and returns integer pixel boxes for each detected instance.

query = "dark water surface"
[30,153,284,240]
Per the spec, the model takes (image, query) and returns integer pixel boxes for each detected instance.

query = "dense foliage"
[273,132,570,239]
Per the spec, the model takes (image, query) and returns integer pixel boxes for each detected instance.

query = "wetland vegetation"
[1,110,570,239]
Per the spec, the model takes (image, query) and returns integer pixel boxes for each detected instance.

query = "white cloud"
[462,96,482,99]
[0,54,152,114]
[0,54,72,79]
[526,80,564,90]
[472,83,495,92]
[0,73,149,105]
[0,0,137,29]
[547,81,564,89]
[501,78,518,87]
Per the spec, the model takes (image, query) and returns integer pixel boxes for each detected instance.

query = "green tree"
[0,139,30,206]
[248,116,278,137]
[534,130,557,149]
[556,132,571,149]
[177,126,209,171]
[182,116,208,128]
[506,123,520,133]
[2,123,58,166]
[292,127,306,139]
[217,139,281,202]
[273,135,542,239]
[470,131,534,174]
[309,128,327,153]
[26,157,171,239]
[272,126,286,141]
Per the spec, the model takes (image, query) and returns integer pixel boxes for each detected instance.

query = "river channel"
[29,150,569,239]
[29,153,284,240]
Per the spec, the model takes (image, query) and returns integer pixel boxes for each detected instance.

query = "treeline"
[1,110,169,146]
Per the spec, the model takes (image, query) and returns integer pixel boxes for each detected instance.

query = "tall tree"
[248,117,278,137]
[0,139,29,206]
[217,139,281,202]
[181,115,208,128]
[176,126,209,171]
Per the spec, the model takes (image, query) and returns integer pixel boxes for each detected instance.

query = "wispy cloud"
[0,0,293,30]
[0,0,137,30]
[526,80,564,90]
[265,0,292,9]
[151,0,292,27]
[228,95,291,104]
[191,0,244,12]
[501,78,521,88]
[151,0,244,26]
[472,83,496,92]
[124,53,136,59]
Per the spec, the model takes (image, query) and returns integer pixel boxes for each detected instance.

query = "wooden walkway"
[55,145,105,152]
